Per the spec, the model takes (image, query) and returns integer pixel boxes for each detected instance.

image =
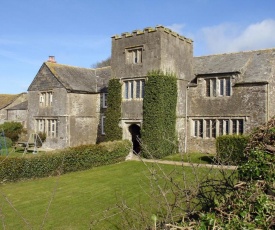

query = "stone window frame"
[205,77,231,97]
[191,117,244,139]
[125,45,143,64]
[35,117,58,138]
[123,79,145,100]
[39,91,53,107]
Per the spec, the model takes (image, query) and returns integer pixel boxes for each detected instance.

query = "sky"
[1,0,275,94]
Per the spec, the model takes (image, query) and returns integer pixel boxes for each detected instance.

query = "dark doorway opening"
[128,124,141,154]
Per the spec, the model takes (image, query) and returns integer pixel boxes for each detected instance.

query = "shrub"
[216,135,249,165]
[0,121,24,142]
[0,136,12,148]
[105,79,122,141]
[141,71,177,159]
[0,140,131,182]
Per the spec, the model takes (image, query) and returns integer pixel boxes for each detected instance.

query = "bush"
[105,79,122,141]
[0,136,12,148]
[0,140,131,182]
[142,71,177,159]
[216,135,249,165]
[0,121,24,142]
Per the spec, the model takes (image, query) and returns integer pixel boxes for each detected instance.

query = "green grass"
[162,152,216,164]
[0,147,47,157]
[0,161,228,229]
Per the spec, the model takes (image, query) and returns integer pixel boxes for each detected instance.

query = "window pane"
[220,79,224,96]
[130,81,133,99]
[206,120,210,138]
[136,80,140,98]
[194,120,198,137]
[239,120,244,134]
[212,120,216,138]
[219,120,223,136]
[206,79,210,97]
[125,82,129,99]
[232,120,237,134]
[141,80,145,98]
[226,78,231,96]
[225,120,229,134]
[212,79,216,97]
[199,120,203,137]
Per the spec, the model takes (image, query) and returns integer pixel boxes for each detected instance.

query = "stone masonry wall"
[186,76,267,153]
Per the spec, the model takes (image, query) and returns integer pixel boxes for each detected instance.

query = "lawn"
[0,160,227,229]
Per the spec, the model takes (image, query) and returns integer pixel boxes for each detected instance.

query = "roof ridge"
[195,47,275,58]
[45,62,95,71]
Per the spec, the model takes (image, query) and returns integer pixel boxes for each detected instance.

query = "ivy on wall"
[105,78,122,141]
[142,70,177,158]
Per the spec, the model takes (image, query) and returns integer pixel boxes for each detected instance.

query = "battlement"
[111,25,193,44]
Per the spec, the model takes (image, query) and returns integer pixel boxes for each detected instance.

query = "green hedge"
[105,78,122,141]
[0,121,24,142]
[0,140,131,182]
[142,71,177,159]
[0,136,12,148]
[216,135,249,165]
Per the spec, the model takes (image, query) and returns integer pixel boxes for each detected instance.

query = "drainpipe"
[184,84,189,153]
[266,83,269,123]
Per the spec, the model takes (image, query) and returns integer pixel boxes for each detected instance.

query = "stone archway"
[128,124,141,154]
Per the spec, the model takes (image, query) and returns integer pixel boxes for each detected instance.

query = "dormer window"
[205,77,231,97]
[126,46,143,64]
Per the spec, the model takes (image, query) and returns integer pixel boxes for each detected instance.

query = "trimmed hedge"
[216,135,249,165]
[0,140,131,182]
[105,78,122,141]
[142,71,177,159]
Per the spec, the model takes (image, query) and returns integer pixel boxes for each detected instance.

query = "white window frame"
[35,118,58,138]
[39,91,53,107]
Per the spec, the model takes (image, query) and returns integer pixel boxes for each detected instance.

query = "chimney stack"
[47,56,56,63]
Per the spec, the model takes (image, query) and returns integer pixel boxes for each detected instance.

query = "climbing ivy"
[105,78,122,141]
[142,70,177,158]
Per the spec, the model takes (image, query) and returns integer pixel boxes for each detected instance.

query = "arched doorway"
[128,124,141,154]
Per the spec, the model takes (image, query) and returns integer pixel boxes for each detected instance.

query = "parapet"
[111,25,193,44]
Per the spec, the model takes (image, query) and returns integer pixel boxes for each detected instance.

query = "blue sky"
[1,0,275,94]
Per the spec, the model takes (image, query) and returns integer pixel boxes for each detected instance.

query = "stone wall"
[67,93,100,147]
[7,110,28,128]
[0,93,27,124]
[186,75,267,153]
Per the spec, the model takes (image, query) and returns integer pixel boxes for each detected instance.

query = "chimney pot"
[48,56,56,63]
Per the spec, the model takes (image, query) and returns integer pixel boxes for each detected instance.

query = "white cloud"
[199,19,275,54]
[166,23,186,34]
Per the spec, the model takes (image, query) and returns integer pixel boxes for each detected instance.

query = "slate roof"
[45,62,111,93]
[194,48,275,83]
[7,101,28,110]
[0,94,22,110]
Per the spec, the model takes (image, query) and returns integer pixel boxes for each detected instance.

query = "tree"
[92,57,111,68]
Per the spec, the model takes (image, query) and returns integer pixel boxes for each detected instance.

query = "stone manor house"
[24,25,275,153]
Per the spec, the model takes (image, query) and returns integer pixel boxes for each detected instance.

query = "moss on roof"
[0,94,20,109]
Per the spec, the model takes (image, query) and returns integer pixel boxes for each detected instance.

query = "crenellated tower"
[111,25,194,153]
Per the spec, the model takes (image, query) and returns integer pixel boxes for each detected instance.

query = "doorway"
[128,124,141,154]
